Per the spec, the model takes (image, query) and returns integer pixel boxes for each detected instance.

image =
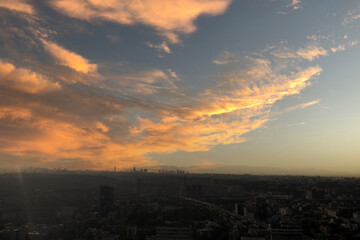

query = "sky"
[0,0,360,175]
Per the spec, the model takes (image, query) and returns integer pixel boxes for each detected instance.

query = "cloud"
[0,106,133,169]
[106,34,120,43]
[95,121,109,133]
[344,9,360,25]
[296,45,328,61]
[146,41,171,55]
[108,68,179,95]
[0,0,336,171]
[166,69,179,80]
[0,0,34,14]
[208,54,322,116]
[213,51,238,64]
[331,44,346,53]
[348,40,358,47]
[0,46,323,170]
[286,0,302,10]
[121,50,323,161]
[0,14,326,170]
[268,45,298,59]
[288,121,306,127]
[129,116,265,154]
[0,59,61,94]
[42,40,97,74]
[213,60,230,65]
[285,99,320,112]
[49,0,233,43]
[190,161,219,171]
[267,42,328,61]
[306,34,330,41]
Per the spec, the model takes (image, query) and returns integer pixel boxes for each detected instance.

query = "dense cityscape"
[1,169,360,240]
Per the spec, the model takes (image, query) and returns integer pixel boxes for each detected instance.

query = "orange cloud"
[286,0,302,10]
[129,117,266,154]
[0,107,32,121]
[331,44,346,53]
[146,41,172,55]
[0,60,61,94]
[268,42,328,61]
[0,58,321,170]
[0,106,150,169]
[95,121,109,133]
[296,45,328,61]
[0,37,325,170]
[0,0,336,171]
[119,54,322,163]
[196,56,322,119]
[189,161,219,171]
[0,0,34,14]
[49,0,233,43]
[42,40,97,74]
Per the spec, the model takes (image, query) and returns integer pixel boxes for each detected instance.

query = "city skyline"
[1,0,360,175]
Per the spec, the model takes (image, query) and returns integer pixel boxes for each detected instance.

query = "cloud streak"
[285,99,321,112]
[42,40,97,74]
[288,121,307,127]
[268,42,328,61]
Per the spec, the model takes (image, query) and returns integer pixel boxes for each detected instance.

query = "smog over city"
[1,0,360,239]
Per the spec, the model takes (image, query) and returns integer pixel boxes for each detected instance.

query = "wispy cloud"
[146,41,171,55]
[268,42,328,61]
[344,9,360,25]
[288,121,307,127]
[42,40,97,74]
[108,68,179,95]
[331,44,346,53]
[296,45,328,61]
[286,0,302,10]
[285,99,321,112]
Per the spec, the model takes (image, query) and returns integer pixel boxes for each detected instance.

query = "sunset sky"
[1,0,360,175]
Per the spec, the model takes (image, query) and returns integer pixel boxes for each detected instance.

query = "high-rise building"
[99,185,113,217]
